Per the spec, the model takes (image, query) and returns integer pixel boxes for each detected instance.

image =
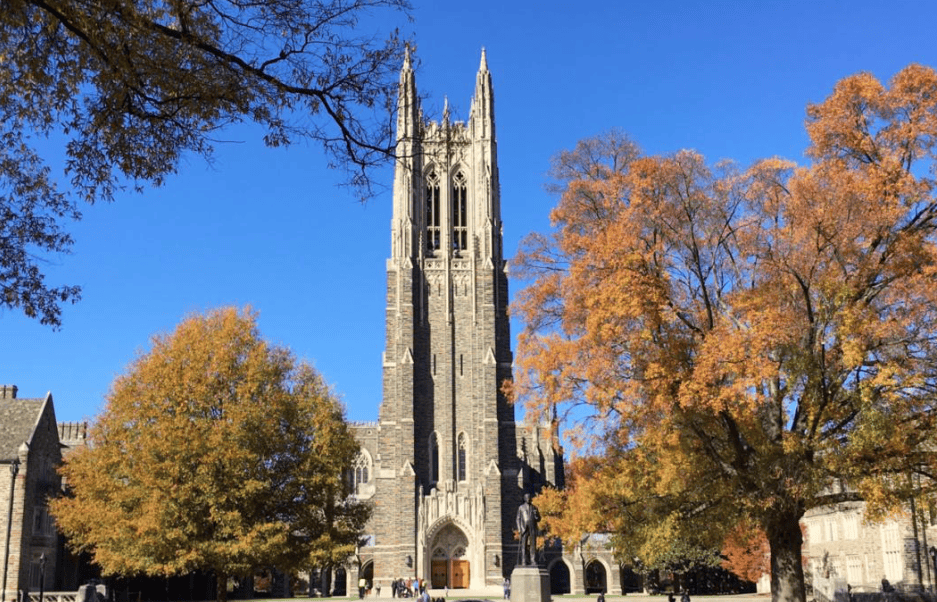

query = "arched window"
[457,433,467,481]
[426,171,441,253]
[452,171,468,252]
[351,451,371,494]
[430,433,439,483]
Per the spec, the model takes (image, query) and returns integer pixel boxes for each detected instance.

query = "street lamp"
[2,459,20,602]
[38,554,45,602]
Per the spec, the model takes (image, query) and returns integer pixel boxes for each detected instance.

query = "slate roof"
[0,395,47,460]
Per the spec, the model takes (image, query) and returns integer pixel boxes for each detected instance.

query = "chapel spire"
[396,44,419,141]
[471,48,495,139]
[391,44,421,257]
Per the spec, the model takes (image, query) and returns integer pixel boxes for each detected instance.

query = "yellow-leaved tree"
[50,307,368,602]
[512,64,937,602]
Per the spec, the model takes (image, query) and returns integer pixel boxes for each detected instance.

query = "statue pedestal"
[511,566,550,602]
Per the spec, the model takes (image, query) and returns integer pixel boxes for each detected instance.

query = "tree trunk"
[216,571,228,602]
[766,509,806,602]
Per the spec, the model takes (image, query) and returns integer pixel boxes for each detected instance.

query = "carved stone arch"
[593,556,614,577]
[547,556,574,595]
[425,515,473,546]
[354,447,373,473]
[448,161,470,180]
[425,519,473,590]
[584,557,611,594]
[547,555,574,573]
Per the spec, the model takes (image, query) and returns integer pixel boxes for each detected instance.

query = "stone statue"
[515,493,541,566]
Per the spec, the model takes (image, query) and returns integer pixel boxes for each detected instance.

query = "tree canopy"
[512,64,937,602]
[50,307,368,602]
[0,0,410,326]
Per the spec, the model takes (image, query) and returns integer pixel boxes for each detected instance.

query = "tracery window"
[426,172,441,253]
[457,432,467,481]
[350,451,371,494]
[452,171,468,252]
[430,433,439,483]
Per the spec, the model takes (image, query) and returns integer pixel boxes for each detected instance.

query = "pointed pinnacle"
[479,47,488,71]
[403,43,412,70]
[442,96,450,122]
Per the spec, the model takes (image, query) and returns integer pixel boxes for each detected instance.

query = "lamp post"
[2,459,20,602]
[37,554,45,602]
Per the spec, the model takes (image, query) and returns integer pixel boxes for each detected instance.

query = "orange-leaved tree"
[50,307,368,602]
[721,520,770,584]
[512,64,937,602]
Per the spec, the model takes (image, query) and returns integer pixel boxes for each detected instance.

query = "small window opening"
[457,433,467,481]
[430,433,439,483]
[452,172,468,252]
[426,172,441,253]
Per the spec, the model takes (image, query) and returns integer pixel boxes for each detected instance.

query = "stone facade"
[0,386,63,600]
[802,501,937,594]
[346,51,564,595]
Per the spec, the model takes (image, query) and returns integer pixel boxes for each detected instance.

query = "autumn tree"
[512,64,937,602]
[50,307,368,602]
[721,520,770,584]
[0,0,410,327]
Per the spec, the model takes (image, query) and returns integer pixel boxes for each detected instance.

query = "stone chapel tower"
[352,50,563,593]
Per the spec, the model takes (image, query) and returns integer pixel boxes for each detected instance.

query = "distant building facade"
[802,500,937,595]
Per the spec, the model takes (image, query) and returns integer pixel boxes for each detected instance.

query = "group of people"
[391,576,426,599]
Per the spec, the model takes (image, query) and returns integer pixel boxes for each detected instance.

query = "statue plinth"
[510,565,550,602]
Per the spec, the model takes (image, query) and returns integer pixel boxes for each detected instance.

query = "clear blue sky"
[4,1,937,425]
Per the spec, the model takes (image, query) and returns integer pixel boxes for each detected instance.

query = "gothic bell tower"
[369,48,522,590]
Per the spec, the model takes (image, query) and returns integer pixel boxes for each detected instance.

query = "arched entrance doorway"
[620,564,642,593]
[334,567,347,596]
[429,524,470,589]
[549,560,571,594]
[585,560,607,594]
[361,561,374,594]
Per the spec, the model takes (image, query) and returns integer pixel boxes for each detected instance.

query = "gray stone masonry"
[347,50,564,596]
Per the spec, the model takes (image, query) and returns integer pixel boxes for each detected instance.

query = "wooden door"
[450,560,470,589]
[431,561,448,589]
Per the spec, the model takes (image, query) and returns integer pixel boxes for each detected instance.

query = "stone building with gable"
[0,385,63,600]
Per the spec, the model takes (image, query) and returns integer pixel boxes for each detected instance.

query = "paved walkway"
[353,591,769,602]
